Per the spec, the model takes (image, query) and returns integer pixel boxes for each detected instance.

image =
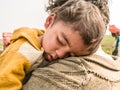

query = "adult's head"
[42,0,106,61]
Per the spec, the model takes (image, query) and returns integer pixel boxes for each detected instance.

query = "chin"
[43,52,48,59]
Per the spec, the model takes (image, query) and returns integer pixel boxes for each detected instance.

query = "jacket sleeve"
[0,27,43,90]
[0,51,30,90]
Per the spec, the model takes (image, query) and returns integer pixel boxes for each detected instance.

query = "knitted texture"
[23,54,120,90]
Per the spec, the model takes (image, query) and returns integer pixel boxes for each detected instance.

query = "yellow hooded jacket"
[0,27,45,90]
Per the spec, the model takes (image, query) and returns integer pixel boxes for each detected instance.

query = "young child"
[0,0,106,89]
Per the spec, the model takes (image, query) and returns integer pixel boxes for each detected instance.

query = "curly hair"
[46,0,109,28]
[46,0,109,54]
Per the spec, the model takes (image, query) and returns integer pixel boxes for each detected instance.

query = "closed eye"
[57,36,64,46]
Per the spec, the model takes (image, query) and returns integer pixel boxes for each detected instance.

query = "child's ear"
[44,13,56,29]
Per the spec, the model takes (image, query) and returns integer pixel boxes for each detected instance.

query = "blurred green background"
[0,35,116,55]
[101,35,115,55]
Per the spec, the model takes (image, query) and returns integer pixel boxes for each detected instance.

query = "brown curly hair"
[46,0,109,28]
[46,0,109,54]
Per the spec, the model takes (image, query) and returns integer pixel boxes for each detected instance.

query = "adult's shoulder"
[23,54,120,90]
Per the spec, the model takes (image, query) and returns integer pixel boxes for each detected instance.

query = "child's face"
[42,14,89,61]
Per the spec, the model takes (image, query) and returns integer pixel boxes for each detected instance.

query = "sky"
[0,0,48,39]
[0,0,120,39]
[109,0,120,27]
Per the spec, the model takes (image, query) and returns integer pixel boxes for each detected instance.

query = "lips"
[44,53,53,61]
[47,54,53,61]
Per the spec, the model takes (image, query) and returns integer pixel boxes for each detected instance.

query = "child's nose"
[56,48,70,59]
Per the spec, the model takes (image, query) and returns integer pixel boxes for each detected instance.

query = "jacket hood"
[10,27,45,50]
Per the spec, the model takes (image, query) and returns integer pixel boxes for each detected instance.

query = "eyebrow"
[61,32,71,47]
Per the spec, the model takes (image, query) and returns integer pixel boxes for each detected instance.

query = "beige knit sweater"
[23,51,120,90]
